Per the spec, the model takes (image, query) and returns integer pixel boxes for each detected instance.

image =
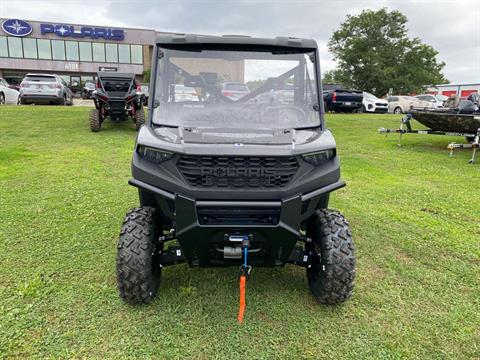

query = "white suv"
[19,74,73,105]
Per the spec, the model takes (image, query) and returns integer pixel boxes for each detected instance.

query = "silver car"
[19,74,73,105]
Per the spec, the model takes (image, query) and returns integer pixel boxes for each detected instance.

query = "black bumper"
[128,178,345,267]
[20,94,63,104]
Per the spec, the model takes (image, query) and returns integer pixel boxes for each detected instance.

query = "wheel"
[393,106,403,114]
[358,105,366,113]
[89,108,101,132]
[134,107,145,130]
[0,93,5,105]
[306,209,355,304]
[116,207,161,304]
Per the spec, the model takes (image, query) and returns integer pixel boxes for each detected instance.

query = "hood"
[137,125,336,156]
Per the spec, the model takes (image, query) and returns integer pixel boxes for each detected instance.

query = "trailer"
[379,113,480,164]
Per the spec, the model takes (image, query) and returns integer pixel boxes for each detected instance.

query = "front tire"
[89,109,101,132]
[393,106,403,114]
[134,107,145,130]
[306,209,355,304]
[0,93,5,105]
[116,207,161,304]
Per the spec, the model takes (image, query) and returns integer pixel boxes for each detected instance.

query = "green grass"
[0,106,478,359]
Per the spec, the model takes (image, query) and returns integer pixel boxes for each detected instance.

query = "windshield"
[153,46,320,130]
[363,92,377,101]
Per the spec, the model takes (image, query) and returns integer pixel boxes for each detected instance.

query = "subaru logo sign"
[2,19,33,37]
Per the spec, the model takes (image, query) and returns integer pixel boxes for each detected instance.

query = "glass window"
[22,38,38,59]
[79,42,92,61]
[105,43,118,63]
[37,39,51,59]
[92,43,105,62]
[0,36,8,57]
[51,40,65,60]
[65,41,79,61]
[7,37,23,58]
[131,45,143,64]
[118,44,130,63]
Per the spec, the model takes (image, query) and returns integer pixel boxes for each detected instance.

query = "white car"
[410,94,444,110]
[221,82,250,101]
[0,78,19,105]
[362,92,388,113]
[174,84,199,102]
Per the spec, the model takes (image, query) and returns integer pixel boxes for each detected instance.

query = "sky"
[2,0,479,84]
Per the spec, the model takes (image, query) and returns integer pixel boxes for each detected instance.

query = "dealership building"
[0,18,161,87]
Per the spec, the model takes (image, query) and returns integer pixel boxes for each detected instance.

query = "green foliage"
[328,8,448,96]
[0,107,478,358]
[142,68,151,84]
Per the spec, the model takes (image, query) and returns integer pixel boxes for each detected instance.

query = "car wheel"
[358,105,366,113]
[89,108,102,132]
[116,207,162,304]
[393,106,403,114]
[0,93,5,105]
[306,209,355,304]
[134,107,145,130]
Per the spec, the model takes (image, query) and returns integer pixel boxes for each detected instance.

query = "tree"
[327,8,448,96]
[322,70,340,85]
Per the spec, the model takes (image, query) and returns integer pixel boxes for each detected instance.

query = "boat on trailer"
[379,109,480,164]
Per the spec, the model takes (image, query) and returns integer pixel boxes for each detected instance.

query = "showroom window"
[7,37,23,58]
[51,40,66,60]
[65,41,79,61]
[105,43,118,63]
[0,37,143,64]
[22,38,38,59]
[118,44,130,63]
[0,36,8,57]
[79,42,92,62]
[92,42,105,62]
[131,45,143,64]
[37,39,52,59]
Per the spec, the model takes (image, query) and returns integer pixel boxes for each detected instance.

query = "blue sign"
[40,24,125,41]
[2,19,33,37]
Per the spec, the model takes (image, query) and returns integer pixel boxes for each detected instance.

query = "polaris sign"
[40,24,125,41]
[2,19,33,37]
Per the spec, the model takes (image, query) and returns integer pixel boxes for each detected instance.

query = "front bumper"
[129,178,345,267]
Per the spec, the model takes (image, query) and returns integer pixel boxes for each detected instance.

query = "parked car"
[323,86,363,112]
[0,78,20,105]
[19,74,74,105]
[174,84,199,102]
[387,95,415,114]
[410,94,445,110]
[361,92,388,113]
[82,80,96,99]
[254,83,294,104]
[221,82,250,101]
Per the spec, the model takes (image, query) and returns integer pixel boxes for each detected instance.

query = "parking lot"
[0,106,478,358]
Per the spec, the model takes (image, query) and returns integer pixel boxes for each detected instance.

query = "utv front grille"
[177,155,299,188]
[197,207,280,225]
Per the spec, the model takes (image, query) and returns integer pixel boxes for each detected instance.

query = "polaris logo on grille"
[201,167,276,178]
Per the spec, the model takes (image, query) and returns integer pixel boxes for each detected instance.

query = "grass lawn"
[0,106,478,359]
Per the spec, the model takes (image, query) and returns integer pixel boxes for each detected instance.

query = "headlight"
[302,149,335,166]
[137,145,174,163]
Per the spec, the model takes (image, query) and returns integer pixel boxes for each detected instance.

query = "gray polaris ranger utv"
[116,34,355,309]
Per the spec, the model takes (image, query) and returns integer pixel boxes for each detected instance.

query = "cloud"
[2,0,479,83]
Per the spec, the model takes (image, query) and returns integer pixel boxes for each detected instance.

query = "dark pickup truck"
[323,84,363,113]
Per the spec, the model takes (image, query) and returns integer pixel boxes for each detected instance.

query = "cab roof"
[155,34,318,50]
